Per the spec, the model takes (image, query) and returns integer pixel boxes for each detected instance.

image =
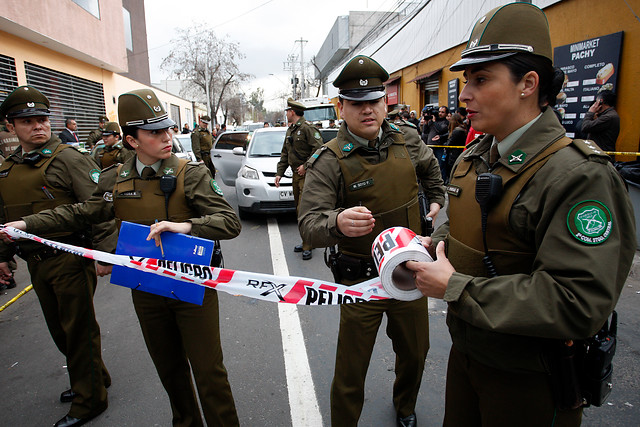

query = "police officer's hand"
[405,241,454,299]
[274,175,282,187]
[0,220,27,243]
[96,263,112,277]
[296,165,306,176]
[147,221,193,246]
[337,206,375,237]
[427,202,440,220]
[0,262,13,285]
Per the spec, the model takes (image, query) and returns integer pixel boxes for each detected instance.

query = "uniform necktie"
[368,138,378,148]
[141,167,155,179]
[489,142,500,166]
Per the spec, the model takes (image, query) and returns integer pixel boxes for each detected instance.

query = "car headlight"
[240,165,259,180]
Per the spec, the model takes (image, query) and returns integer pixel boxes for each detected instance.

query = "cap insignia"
[469,39,479,48]
[359,79,368,86]
[153,106,161,112]
[27,102,35,107]
[358,59,364,65]
[146,95,152,99]
[480,15,486,23]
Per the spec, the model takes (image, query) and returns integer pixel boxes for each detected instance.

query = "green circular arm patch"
[567,200,612,245]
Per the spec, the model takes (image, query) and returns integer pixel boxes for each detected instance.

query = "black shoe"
[294,244,303,252]
[54,406,106,427]
[397,413,417,427]
[302,250,312,260]
[5,277,16,289]
[60,389,77,403]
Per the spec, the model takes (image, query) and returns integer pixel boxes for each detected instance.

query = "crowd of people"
[0,3,633,427]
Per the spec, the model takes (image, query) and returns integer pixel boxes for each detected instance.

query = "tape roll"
[371,227,433,301]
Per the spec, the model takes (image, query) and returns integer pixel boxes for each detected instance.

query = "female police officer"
[405,3,635,426]
[6,89,241,426]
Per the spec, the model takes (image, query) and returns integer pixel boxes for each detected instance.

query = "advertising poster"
[553,31,623,137]
[448,78,459,112]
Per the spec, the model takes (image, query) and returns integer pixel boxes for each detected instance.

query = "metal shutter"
[24,62,106,143]
[0,54,18,106]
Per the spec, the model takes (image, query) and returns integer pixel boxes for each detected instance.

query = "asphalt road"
[1,179,639,426]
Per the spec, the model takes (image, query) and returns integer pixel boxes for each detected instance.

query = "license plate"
[279,190,293,200]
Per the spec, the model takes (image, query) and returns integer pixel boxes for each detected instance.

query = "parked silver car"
[235,128,295,218]
[172,134,196,162]
[210,131,250,186]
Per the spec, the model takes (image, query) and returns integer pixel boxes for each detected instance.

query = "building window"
[72,0,100,19]
[0,54,18,105]
[24,62,106,143]
[123,8,133,51]
[170,104,181,126]
[422,78,439,108]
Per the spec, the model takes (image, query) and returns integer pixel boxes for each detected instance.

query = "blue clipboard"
[111,221,214,305]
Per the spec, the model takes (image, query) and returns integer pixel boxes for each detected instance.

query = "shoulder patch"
[89,168,101,183]
[210,179,223,196]
[389,123,400,132]
[314,131,321,140]
[567,200,612,245]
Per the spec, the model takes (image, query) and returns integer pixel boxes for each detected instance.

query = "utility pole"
[295,37,308,98]
[283,54,298,98]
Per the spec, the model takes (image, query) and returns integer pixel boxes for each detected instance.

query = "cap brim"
[449,52,518,72]
[339,89,386,102]
[136,117,176,130]
[7,109,51,118]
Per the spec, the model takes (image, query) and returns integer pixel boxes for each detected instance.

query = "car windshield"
[304,105,337,122]
[248,131,286,157]
[175,135,193,152]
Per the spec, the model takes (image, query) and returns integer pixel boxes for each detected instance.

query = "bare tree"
[161,25,250,124]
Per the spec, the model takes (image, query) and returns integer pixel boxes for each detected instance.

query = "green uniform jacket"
[277,118,322,176]
[85,128,103,149]
[23,154,241,248]
[299,120,445,248]
[433,108,635,373]
[191,126,213,162]
[0,136,114,260]
[91,142,134,169]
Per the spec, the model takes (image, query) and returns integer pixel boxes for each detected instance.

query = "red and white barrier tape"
[2,227,390,306]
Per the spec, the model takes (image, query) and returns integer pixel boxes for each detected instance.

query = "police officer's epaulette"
[101,163,120,173]
[571,139,610,164]
[400,119,417,129]
[388,122,402,133]
[306,146,328,169]
[70,145,91,155]
[187,161,201,166]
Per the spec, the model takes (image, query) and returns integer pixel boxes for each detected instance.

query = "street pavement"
[1,179,639,426]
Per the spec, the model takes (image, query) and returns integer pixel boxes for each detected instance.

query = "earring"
[521,92,525,97]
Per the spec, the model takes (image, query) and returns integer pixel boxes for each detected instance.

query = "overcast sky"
[144,0,398,110]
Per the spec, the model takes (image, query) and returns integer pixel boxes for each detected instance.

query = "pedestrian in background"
[85,115,108,150]
[58,117,80,146]
[405,4,635,425]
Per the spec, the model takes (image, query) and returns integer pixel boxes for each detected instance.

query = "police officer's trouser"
[331,297,429,426]
[292,173,311,251]
[443,346,583,427]
[132,287,239,427]
[27,252,109,419]
[202,153,216,179]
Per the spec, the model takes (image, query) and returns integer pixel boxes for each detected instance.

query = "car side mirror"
[232,146,245,156]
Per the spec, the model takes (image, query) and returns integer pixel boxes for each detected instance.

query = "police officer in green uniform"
[0,86,111,427]
[6,88,242,427]
[405,4,636,426]
[191,115,216,178]
[85,115,108,150]
[91,121,134,169]
[298,55,445,427]
[275,98,322,260]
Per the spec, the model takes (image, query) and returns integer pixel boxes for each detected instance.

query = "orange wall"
[392,0,638,157]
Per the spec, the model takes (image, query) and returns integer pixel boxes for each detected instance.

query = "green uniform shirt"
[277,117,323,176]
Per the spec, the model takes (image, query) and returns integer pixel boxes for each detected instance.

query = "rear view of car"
[236,128,295,218]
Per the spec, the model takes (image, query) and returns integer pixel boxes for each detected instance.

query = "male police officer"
[298,56,445,427]
[275,98,322,260]
[91,121,134,169]
[85,115,108,150]
[191,115,216,178]
[0,86,111,427]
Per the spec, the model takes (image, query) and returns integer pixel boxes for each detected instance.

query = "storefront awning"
[384,76,401,86]
[407,68,442,83]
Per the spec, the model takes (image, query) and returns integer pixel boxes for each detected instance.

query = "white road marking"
[267,218,323,426]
